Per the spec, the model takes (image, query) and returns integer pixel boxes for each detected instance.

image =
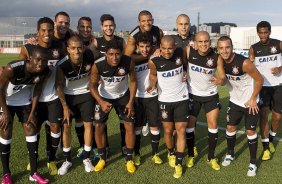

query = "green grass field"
[0,53,282,183]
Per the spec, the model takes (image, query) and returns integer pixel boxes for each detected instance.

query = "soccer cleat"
[133,155,141,166]
[269,142,275,153]
[167,154,176,168]
[26,163,31,171]
[94,159,106,172]
[186,157,195,168]
[76,147,84,159]
[58,160,72,175]
[126,160,136,173]
[247,163,257,177]
[173,164,182,179]
[29,172,49,184]
[83,158,94,172]
[194,146,198,158]
[47,161,58,175]
[142,123,149,136]
[1,173,12,184]
[207,158,221,171]
[221,155,234,167]
[152,154,163,164]
[262,149,271,161]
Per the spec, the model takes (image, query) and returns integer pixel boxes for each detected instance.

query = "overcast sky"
[0,0,281,33]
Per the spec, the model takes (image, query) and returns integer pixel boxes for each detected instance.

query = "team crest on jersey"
[226,114,230,122]
[52,49,60,59]
[152,36,157,45]
[175,57,182,66]
[94,112,100,120]
[206,58,214,67]
[118,67,126,75]
[232,66,239,75]
[85,64,91,72]
[33,76,40,84]
[270,46,277,54]
[189,40,195,47]
[161,110,168,119]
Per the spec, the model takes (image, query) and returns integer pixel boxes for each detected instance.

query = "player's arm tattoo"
[55,67,68,108]
[89,64,103,104]
[248,47,255,63]
[128,60,137,106]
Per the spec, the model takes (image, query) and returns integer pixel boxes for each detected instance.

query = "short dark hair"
[55,11,70,21]
[100,14,115,24]
[257,21,271,32]
[37,17,54,31]
[105,40,121,52]
[78,17,92,25]
[217,35,233,46]
[67,36,83,47]
[136,32,153,45]
[138,10,152,20]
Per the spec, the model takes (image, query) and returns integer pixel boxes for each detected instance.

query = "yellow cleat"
[173,164,182,179]
[207,158,220,171]
[186,157,195,168]
[26,163,31,171]
[152,154,163,164]
[47,161,58,175]
[262,149,271,161]
[194,147,198,158]
[133,155,141,166]
[269,142,275,153]
[167,154,176,168]
[94,159,106,172]
[126,160,136,173]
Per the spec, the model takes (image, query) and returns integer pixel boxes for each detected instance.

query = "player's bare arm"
[125,60,137,117]
[146,59,157,93]
[124,35,136,56]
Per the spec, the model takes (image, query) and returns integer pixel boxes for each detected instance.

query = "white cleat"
[58,160,72,175]
[221,155,234,167]
[83,158,94,172]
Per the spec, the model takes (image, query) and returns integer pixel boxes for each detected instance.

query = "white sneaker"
[221,155,234,167]
[247,163,257,177]
[58,160,72,175]
[142,123,149,136]
[83,158,94,172]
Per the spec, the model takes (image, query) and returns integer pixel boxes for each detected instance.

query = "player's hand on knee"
[245,98,259,115]
[63,107,73,125]
[101,101,112,113]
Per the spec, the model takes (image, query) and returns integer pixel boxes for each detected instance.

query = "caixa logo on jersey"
[162,67,183,77]
[258,55,278,63]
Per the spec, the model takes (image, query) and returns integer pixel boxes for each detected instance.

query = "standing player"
[218,36,263,176]
[89,40,137,173]
[53,11,73,46]
[186,31,225,170]
[132,33,162,166]
[0,48,49,184]
[55,36,95,174]
[249,21,282,161]
[147,36,189,178]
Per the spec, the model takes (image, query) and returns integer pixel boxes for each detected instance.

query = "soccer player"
[132,33,162,166]
[55,36,95,174]
[53,11,73,46]
[186,31,225,170]
[249,21,282,161]
[89,40,137,173]
[0,48,49,184]
[147,35,189,178]
[171,14,195,48]
[218,36,263,176]
[125,10,163,58]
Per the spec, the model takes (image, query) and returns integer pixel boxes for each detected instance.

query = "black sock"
[269,134,274,142]
[168,148,175,156]
[262,141,269,150]
[45,124,52,153]
[105,125,109,148]
[150,133,160,155]
[75,125,84,148]
[226,133,236,157]
[175,152,184,165]
[0,142,11,174]
[120,123,126,148]
[208,131,218,160]
[98,148,106,160]
[126,148,134,161]
[186,131,195,157]
[83,150,91,159]
[49,133,61,162]
[92,125,97,149]
[27,141,38,175]
[63,149,71,162]
[248,137,258,165]
[134,134,141,155]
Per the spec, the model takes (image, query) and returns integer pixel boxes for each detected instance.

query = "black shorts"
[7,105,31,123]
[94,91,134,123]
[227,101,259,131]
[259,86,282,114]
[37,98,63,124]
[189,93,221,117]
[65,93,94,123]
[158,100,189,122]
[134,96,160,128]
